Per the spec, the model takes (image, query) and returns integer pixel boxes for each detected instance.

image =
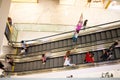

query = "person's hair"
[76,30,79,33]
[66,50,71,57]
[70,75,73,78]
[114,40,118,45]
[85,19,88,22]
[21,40,24,43]
[42,54,45,57]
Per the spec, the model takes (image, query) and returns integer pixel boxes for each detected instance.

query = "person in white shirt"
[64,56,75,66]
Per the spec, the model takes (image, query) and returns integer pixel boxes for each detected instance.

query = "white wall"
[0,0,11,54]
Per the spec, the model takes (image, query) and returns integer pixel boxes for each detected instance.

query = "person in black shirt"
[101,40,119,61]
[100,49,110,61]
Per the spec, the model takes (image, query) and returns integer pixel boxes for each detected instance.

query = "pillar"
[0,0,11,54]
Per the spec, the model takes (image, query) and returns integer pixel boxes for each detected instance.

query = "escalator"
[4,20,120,76]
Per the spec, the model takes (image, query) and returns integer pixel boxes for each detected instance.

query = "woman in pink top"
[76,13,83,33]
[76,21,83,33]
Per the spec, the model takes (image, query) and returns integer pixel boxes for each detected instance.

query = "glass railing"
[10,20,120,47]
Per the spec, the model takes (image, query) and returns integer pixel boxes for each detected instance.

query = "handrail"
[5,21,18,42]
[7,21,13,34]
[7,39,120,59]
[10,20,120,44]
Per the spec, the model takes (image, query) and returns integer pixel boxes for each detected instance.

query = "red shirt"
[85,52,94,63]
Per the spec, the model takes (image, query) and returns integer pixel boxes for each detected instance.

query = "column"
[0,0,11,54]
